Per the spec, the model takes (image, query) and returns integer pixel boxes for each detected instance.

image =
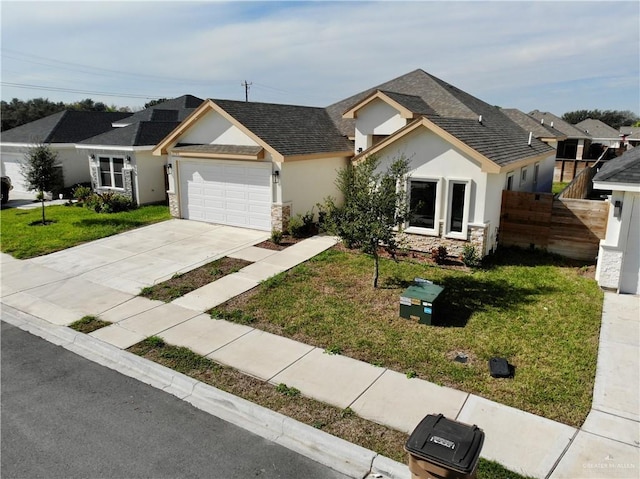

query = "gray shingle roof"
[593,147,640,184]
[213,99,353,157]
[575,119,621,139]
[501,108,566,140]
[620,126,640,140]
[173,144,263,156]
[1,111,131,144]
[80,121,182,147]
[378,91,435,116]
[528,110,590,139]
[114,95,204,126]
[326,69,553,167]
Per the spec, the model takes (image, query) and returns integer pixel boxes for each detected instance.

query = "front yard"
[214,246,602,427]
[0,204,171,258]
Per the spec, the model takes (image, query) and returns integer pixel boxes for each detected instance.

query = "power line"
[0,81,161,100]
[241,80,252,102]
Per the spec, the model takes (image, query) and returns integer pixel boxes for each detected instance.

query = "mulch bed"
[140,257,252,302]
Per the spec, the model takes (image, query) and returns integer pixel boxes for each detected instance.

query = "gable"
[179,109,259,147]
[355,98,408,136]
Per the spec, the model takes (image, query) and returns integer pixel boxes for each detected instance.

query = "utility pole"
[241,80,252,102]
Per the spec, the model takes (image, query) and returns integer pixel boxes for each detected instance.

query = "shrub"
[72,185,93,202]
[462,244,481,267]
[84,191,135,213]
[270,229,283,245]
[431,246,448,265]
[288,210,315,238]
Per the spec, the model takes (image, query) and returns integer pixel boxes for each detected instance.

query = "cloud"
[1,1,638,115]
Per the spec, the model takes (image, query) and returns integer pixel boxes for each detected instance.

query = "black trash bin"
[405,414,484,479]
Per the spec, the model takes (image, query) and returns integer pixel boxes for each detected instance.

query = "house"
[500,108,567,150]
[153,99,353,231]
[328,70,554,255]
[154,69,554,256]
[0,110,131,194]
[527,110,599,182]
[593,146,640,294]
[620,126,640,148]
[575,118,625,160]
[76,95,204,206]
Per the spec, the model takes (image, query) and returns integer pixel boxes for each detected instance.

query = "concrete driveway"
[26,219,269,294]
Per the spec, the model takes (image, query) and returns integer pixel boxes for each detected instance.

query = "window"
[506,173,514,191]
[449,183,466,233]
[521,168,527,183]
[533,162,540,189]
[99,157,124,188]
[409,180,438,230]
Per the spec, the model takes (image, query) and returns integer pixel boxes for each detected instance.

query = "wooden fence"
[499,190,609,261]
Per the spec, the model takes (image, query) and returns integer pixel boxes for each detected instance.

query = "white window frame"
[405,177,442,236]
[98,156,125,190]
[444,178,471,240]
[521,167,528,185]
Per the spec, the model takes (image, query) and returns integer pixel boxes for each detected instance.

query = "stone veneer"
[271,203,291,233]
[397,223,488,257]
[168,192,180,218]
[596,246,623,291]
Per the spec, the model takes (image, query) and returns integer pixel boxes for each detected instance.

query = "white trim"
[444,178,471,240]
[75,145,153,152]
[1,142,77,148]
[406,176,442,236]
[97,155,126,190]
[593,181,640,193]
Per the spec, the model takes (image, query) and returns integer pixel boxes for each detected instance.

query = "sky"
[1,0,639,116]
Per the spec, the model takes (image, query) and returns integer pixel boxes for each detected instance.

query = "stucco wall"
[280,156,349,219]
[354,99,407,152]
[134,150,167,205]
[180,109,259,146]
[1,144,91,192]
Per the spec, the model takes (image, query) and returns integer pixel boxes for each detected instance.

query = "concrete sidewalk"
[1,230,638,478]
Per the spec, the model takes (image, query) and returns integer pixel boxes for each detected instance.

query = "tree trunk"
[372,252,379,288]
[40,196,46,225]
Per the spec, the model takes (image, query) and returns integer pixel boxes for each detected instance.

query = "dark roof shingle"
[326,69,553,166]
[80,121,182,147]
[114,95,204,126]
[1,111,131,144]
[593,147,640,184]
[213,99,353,157]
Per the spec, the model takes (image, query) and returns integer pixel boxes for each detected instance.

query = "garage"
[179,160,272,231]
[1,156,29,193]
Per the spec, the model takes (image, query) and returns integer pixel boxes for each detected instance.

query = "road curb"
[1,305,409,479]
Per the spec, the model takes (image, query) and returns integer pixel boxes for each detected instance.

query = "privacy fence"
[498,190,609,261]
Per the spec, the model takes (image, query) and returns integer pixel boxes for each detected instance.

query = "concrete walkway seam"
[543,428,580,479]
[1,305,409,479]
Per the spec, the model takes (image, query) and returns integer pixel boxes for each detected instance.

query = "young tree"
[323,155,410,288]
[20,144,63,225]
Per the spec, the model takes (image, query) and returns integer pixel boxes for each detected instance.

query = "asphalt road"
[1,321,350,479]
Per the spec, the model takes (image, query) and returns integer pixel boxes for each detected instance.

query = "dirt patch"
[255,235,302,251]
[140,257,252,302]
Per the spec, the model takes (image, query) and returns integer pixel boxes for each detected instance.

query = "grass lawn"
[0,204,171,258]
[552,182,570,195]
[129,337,533,479]
[68,315,111,334]
[213,246,603,427]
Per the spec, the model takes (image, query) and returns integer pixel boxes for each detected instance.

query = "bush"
[84,191,135,213]
[288,210,315,238]
[72,185,93,202]
[462,244,481,267]
[270,229,283,245]
[431,246,448,265]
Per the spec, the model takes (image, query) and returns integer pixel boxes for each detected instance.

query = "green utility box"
[399,280,444,325]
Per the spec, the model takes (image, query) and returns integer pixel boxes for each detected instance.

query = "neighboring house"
[575,118,624,151]
[528,110,597,182]
[620,126,640,148]
[593,146,640,294]
[0,111,130,193]
[153,99,353,232]
[153,69,554,256]
[76,95,204,206]
[501,108,567,150]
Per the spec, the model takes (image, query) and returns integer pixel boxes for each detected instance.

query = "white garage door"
[179,160,272,231]
[1,158,29,193]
